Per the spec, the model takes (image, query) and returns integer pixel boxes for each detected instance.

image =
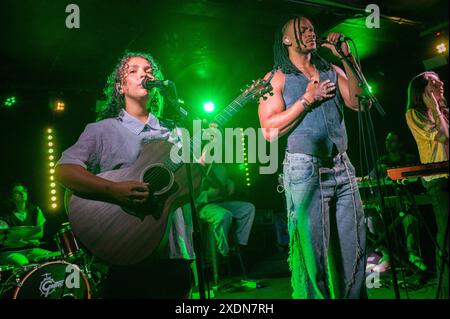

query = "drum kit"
[0,223,104,299]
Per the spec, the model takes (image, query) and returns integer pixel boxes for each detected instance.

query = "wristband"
[301,96,313,112]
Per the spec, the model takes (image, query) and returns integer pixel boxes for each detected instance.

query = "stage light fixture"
[203,101,215,113]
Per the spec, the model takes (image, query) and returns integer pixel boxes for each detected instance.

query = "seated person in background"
[197,163,255,258]
[0,183,55,267]
[373,132,418,175]
[366,132,426,273]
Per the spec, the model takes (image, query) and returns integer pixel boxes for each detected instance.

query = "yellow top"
[406,108,449,181]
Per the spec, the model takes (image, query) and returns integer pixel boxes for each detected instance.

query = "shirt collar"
[117,109,162,135]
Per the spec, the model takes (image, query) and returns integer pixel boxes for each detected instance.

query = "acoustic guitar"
[65,77,273,265]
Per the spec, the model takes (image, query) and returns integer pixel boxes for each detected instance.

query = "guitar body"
[66,139,202,266]
[64,76,273,266]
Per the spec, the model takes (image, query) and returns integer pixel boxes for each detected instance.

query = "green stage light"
[203,101,215,113]
[3,96,17,108]
[46,127,58,210]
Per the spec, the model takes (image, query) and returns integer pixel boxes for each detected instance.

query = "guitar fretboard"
[164,93,252,172]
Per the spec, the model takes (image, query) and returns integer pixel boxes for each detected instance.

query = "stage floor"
[194,250,438,299]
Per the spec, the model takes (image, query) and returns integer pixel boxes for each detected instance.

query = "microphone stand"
[160,83,209,300]
[336,45,401,299]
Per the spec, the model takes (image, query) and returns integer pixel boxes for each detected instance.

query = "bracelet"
[301,96,313,112]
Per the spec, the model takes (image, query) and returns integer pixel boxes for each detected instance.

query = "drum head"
[13,261,90,299]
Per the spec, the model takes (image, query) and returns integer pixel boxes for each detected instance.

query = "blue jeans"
[199,201,255,256]
[283,152,366,299]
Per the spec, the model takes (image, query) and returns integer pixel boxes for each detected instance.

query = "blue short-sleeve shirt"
[57,109,194,260]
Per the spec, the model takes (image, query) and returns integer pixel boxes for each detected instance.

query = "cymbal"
[0,226,39,237]
[0,226,41,248]
[34,251,62,262]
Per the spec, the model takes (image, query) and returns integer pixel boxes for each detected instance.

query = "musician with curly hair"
[55,52,194,298]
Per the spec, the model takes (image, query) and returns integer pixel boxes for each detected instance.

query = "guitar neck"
[166,95,252,172]
[210,95,249,127]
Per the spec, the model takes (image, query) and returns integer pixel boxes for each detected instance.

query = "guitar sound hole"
[143,166,172,193]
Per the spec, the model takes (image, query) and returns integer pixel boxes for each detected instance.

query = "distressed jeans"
[283,152,366,299]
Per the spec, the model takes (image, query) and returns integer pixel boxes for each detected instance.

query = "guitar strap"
[158,117,177,131]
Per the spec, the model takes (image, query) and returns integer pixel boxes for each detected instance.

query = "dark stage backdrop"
[0,0,448,248]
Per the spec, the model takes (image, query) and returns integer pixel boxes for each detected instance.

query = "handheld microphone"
[141,78,172,89]
[316,36,350,46]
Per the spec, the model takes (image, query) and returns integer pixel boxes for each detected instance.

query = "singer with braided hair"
[258,16,368,299]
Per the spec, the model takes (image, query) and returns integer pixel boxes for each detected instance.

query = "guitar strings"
[140,87,264,190]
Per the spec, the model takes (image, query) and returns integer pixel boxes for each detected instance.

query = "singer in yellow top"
[405,71,448,299]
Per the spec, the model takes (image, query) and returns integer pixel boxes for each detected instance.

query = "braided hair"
[273,16,331,75]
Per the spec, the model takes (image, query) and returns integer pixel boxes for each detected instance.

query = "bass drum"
[12,261,91,299]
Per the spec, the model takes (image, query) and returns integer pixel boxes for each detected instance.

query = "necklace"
[299,67,319,82]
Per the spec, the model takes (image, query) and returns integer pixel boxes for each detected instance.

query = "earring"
[117,85,123,93]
